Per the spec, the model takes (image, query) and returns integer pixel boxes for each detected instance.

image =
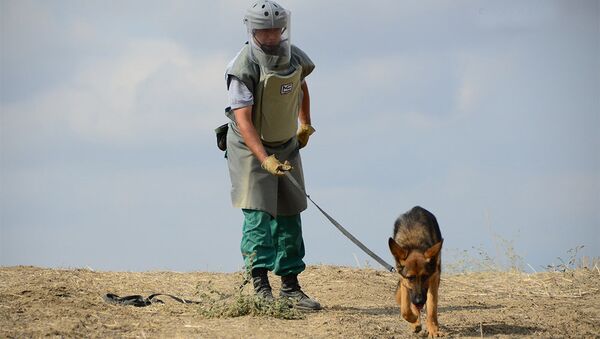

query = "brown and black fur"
[388,206,444,337]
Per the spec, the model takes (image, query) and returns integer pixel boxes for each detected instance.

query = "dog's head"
[388,238,443,309]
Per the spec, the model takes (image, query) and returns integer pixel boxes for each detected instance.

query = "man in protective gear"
[223,0,320,311]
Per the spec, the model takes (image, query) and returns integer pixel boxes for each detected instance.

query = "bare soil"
[1,265,598,338]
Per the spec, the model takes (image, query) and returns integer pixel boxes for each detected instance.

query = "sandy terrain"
[1,265,598,338]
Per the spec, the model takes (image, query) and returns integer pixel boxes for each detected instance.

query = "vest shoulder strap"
[226,44,260,95]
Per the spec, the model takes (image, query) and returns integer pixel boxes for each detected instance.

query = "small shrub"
[546,245,586,272]
[195,275,304,320]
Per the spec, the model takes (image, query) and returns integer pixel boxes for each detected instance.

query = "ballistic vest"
[226,44,314,145]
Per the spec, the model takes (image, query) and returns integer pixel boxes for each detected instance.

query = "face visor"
[244,2,291,71]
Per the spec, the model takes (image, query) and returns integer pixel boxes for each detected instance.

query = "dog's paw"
[427,329,445,337]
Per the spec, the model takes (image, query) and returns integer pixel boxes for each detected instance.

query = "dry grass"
[1,264,599,338]
[443,269,599,299]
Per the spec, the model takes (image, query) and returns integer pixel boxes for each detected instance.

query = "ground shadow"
[326,305,398,316]
[326,304,503,316]
[439,304,502,312]
[446,322,541,336]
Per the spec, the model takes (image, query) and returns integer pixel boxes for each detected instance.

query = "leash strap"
[104,293,202,307]
[284,172,395,272]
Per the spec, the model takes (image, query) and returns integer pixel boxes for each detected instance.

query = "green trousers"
[240,209,306,276]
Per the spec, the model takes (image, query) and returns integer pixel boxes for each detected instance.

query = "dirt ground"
[1,265,598,338]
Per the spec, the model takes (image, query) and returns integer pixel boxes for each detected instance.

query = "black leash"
[103,293,202,307]
[283,172,395,272]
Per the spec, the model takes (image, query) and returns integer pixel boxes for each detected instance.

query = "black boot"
[279,274,322,311]
[251,268,274,302]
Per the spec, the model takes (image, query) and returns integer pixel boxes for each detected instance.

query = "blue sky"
[1,0,598,272]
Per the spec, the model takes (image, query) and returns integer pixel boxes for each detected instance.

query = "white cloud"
[2,0,598,271]
[2,39,229,148]
[454,51,518,116]
[314,50,516,135]
[475,2,560,30]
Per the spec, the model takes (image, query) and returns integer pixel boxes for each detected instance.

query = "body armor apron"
[253,66,303,144]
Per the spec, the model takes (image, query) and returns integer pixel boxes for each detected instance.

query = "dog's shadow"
[329,303,503,314]
[438,304,502,312]
[327,305,541,336]
[446,322,541,336]
[327,303,502,316]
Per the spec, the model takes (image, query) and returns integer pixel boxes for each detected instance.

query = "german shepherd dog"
[388,206,443,337]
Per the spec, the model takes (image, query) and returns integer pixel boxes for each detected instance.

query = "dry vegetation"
[1,263,599,338]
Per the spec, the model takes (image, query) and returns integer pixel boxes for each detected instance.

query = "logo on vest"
[280,83,293,95]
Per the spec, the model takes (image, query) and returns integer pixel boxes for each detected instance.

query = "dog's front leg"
[399,282,421,333]
[425,274,443,337]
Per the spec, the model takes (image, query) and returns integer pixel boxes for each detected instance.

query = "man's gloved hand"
[297,124,315,149]
[261,154,293,176]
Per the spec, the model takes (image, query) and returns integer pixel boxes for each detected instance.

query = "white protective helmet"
[244,0,291,71]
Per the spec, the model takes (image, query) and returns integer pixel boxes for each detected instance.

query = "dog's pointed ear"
[389,237,408,262]
[424,239,443,261]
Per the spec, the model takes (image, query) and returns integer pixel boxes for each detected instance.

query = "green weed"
[195,267,304,320]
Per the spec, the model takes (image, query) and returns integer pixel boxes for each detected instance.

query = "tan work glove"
[261,154,293,176]
[297,124,316,149]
